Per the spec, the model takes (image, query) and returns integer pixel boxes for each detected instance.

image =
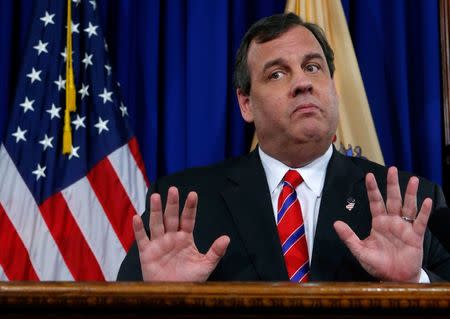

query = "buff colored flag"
[252,0,384,165]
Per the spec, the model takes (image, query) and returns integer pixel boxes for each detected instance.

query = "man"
[118,13,450,282]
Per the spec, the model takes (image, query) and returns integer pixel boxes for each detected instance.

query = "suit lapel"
[310,149,372,281]
[221,150,288,281]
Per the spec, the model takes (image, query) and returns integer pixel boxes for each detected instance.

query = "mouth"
[292,103,320,116]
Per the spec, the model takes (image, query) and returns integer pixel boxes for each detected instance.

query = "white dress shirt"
[258,145,430,283]
[259,145,333,260]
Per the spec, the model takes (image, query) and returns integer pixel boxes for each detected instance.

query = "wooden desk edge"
[1,282,450,311]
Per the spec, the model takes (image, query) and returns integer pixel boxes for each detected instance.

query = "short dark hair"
[233,13,335,95]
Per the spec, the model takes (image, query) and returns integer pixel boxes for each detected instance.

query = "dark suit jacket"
[117,148,450,281]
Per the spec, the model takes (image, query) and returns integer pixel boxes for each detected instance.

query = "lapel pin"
[345,197,355,212]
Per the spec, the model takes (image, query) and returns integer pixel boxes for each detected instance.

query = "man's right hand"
[133,186,230,282]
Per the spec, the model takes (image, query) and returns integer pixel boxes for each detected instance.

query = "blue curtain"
[95,0,285,181]
[342,0,443,185]
[0,0,444,186]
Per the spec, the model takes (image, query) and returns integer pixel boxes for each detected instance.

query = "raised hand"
[133,186,230,282]
[334,167,432,282]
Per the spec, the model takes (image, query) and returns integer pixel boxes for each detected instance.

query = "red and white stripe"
[0,264,8,281]
[0,137,148,281]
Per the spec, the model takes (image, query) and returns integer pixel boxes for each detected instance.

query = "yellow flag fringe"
[63,0,76,154]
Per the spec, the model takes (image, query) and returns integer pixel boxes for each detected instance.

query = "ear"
[236,88,254,123]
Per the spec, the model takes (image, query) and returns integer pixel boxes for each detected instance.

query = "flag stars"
[78,83,89,99]
[61,48,67,61]
[73,0,81,6]
[72,114,86,130]
[119,102,128,117]
[99,88,113,104]
[20,97,35,113]
[11,126,27,143]
[84,22,99,38]
[39,134,54,151]
[71,21,80,33]
[82,53,93,69]
[46,103,61,119]
[90,0,97,10]
[33,40,49,55]
[105,64,112,75]
[26,67,42,84]
[54,75,66,91]
[94,117,109,134]
[69,146,80,160]
[40,11,55,26]
[60,47,73,62]
[32,164,46,181]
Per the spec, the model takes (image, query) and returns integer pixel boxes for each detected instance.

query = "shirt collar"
[259,145,333,197]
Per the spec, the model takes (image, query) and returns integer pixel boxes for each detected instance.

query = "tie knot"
[283,169,303,189]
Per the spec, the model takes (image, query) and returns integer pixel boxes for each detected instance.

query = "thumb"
[334,221,363,258]
[205,235,230,266]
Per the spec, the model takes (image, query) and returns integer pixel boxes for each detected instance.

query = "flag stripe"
[0,264,8,281]
[61,177,127,280]
[0,202,38,281]
[87,157,137,251]
[0,145,73,280]
[39,192,105,280]
[0,1,149,281]
[108,140,148,217]
[127,137,150,187]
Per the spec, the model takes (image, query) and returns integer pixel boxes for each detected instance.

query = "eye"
[269,71,285,80]
[304,63,320,73]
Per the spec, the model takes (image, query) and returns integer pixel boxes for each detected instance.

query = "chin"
[295,126,325,141]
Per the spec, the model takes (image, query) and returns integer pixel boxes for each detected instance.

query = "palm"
[133,188,230,282]
[334,167,432,282]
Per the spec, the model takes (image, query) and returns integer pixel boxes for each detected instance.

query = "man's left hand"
[334,166,432,282]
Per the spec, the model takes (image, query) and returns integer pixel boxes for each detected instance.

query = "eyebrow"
[303,52,325,63]
[261,52,326,73]
[262,58,288,74]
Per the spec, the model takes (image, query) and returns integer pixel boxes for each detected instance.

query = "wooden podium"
[1,282,450,318]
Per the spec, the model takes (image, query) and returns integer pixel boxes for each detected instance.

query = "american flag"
[0,0,148,280]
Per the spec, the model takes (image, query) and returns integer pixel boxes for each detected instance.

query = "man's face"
[237,26,338,157]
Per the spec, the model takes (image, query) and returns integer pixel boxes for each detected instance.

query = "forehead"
[247,26,324,70]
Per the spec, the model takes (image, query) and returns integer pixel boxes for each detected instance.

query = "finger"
[149,193,165,239]
[366,173,386,218]
[386,166,402,216]
[179,191,198,233]
[163,187,180,232]
[402,176,419,220]
[334,221,364,259]
[413,198,432,237]
[205,235,231,265]
[133,214,150,252]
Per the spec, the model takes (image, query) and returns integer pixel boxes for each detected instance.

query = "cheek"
[254,96,283,120]
[326,95,339,130]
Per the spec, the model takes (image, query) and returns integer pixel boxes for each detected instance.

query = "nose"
[290,71,313,97]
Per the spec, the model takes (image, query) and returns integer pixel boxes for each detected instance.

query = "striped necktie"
[277,169,310,282]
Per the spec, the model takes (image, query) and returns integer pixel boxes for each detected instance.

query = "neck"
[259,140,331,168]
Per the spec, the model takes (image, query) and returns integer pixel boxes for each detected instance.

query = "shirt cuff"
[419,269,430,283]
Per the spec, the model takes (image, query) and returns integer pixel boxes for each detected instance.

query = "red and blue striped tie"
[277,170,310,282]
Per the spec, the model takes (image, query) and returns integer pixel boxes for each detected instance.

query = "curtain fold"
[0,0,443,184]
